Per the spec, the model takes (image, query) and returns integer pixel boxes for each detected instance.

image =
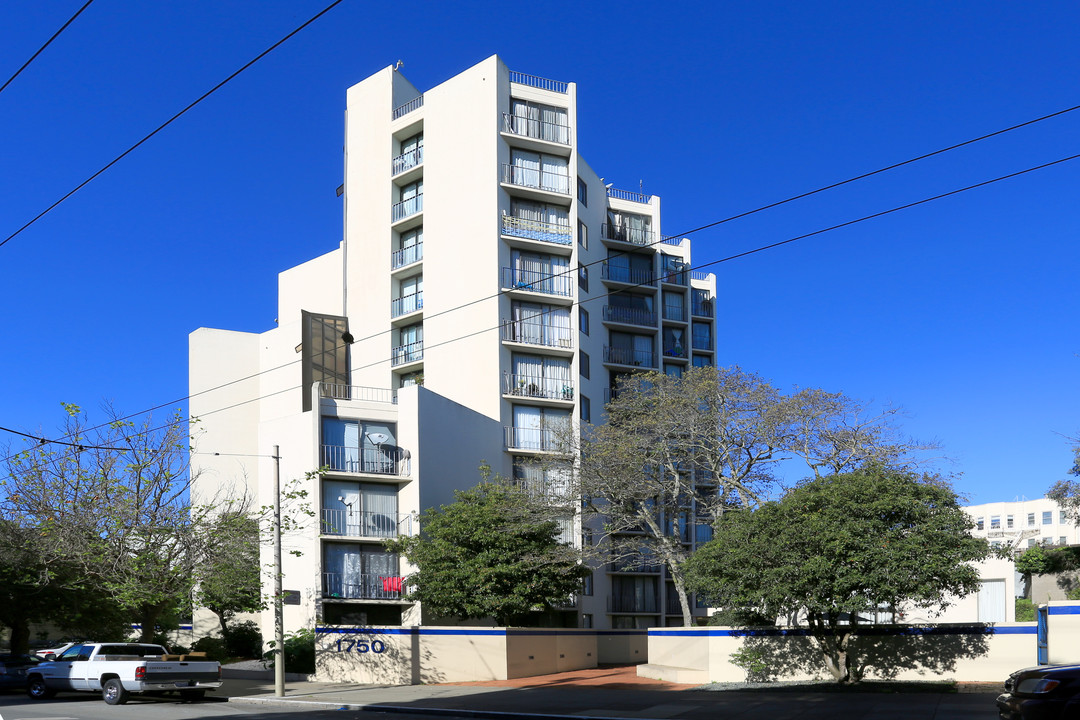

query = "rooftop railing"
[319,383,397,404]
[509,70,569,94]
[392,95,424,120]
[689,270,711,282]
[606,187,652,204]
[661,236,683,246]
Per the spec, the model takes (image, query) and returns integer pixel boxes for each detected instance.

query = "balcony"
[392,94,423,120]
[662,303,686,322]
[504,426,565,452]
[602,305,657,327]
[603,346,656,368]
[503,372,574,401]
[692,333,712,352]
[509,70,569,94]
[323,572,408,600]
[319,383,397,404]
[320,445,411,477]
[391,242,423,270]
[502,163,571,195]
[321,509,414,539]
[502,113,571,145]
[391,194,422,223]
[501,214,572,246]
[695,525,714,545]
[391,341,423,367]
[390,292,423,318]
[391,146,423,176]
[663,343,688,360]
[660,265,688,286]
[601,262,655,287]
[500,319,574,350]
[602,223,655,247]
[607,595,660,614]
[691,299,714,318]
[502,267,572,298]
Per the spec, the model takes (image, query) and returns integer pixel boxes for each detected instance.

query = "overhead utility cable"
[0,0,96,95]
[0,0,345,250]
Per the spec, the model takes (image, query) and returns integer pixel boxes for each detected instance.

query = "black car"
[0,654,40,691]
[998,664,1080,720]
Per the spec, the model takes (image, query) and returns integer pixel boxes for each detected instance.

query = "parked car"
[998,664,1080,719]
[35,641,80,659]
[0,654,40,691]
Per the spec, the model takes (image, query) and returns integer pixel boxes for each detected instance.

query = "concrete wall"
[1046,601,1080,665]
[640,624,1038,684]
[315,626,646,684]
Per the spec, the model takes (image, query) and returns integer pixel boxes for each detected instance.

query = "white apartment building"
[965,498,1080,552]
[189,55,719,638]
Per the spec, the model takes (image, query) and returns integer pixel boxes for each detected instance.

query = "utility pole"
[273,444,284,697]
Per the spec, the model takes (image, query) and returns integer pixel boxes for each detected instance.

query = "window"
[578,221,587,249]
[508,353,572,399]
[580,351,590,380]
[321,418,398,474]
[1061,537,1068,546]
[582,572,593,596]
[664,363,683,378]
[508,149,569,193]
[692,288,713,317]
[663,327,687,359]
[990,516,1001,529]
[393,274,423,316]
[508,199,571,241]
[512,456,571,499]
[1007,515,1014,529]
[508,250,571,296]
[1028,513,1036,526]
[580,395,591,423]
[976,517,984,531]
[605,249,654,284]
[507,99,569,144]
[660,254,686,284]
[578,177,587,206]
[393,227,423,268]
[1043,511,1053,525]
[692,322,712,351]
[578,263,588,292]
[392,132,423,174]
[394,324,423,365]
[507,301,572,348]
[510,405,570,451]
[606,291,655,325]
[610,575,659,613]
[582,614,593,628]
[323,543,400,599]
[301,311,350,412]
[692,355,712,368]
[662,291,685,322]
[321,479,399,537]
[608,331,654,368]
[605,210,652,245]
[1028,538,1037,548]
[1062,511,1068,523]
[579,307,589,336]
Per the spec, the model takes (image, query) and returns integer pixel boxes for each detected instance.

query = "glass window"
[578,263,588,292]
[579,307,589,336]
[990,516,1000,529]
[582,614,593,628]
[1028,538,1037,548]
[580,351,590,380]
[1028,513,1036,526]
[301,311,350,412]
[578,177,587,206]
[1061,511,1068,523]
[664,363,683,378]
[582,572,593,596]
[509,354,572,399]
[692,354,711,368]
[508,99,569,143]
[321,480,399,537]
[578,221,587,249]
[581,395,591,423]
[323,543,400,599]
[1007,515,1014,529]
[975,517,984,530]
[320,418,399,474]
[1043,511,1053,525]
[1061,537,1068,546]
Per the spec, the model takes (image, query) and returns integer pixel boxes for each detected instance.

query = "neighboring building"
[965,498,1080,552]
[189,55,718,639]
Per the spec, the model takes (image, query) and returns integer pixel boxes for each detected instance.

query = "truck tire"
[102,678,129,705]
[27,676,55,700]
[180,689,206,701]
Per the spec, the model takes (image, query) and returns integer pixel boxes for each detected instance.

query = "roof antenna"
[394,59,404,71]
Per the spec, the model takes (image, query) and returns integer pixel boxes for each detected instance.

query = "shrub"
[1015,598,1036,622]
[223,621,263,659]
[263,628,316,674]
[191,635,227,662]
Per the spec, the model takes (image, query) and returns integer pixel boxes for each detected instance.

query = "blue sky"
[1,0,1076,504]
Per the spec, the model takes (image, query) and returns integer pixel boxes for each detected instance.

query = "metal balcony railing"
[318,383,397,404]
[501,163,571,195]
[690,270,711,281]
[606,187,652,204]
[607,595,660,614]
[602,305,656,327]
[601,262,655,286]
[691,300,714,318]
[392,95,423,119]
[390,292,423,318]
[502,113,572,145]
[661,237,684,247]
[502,267,572,297]
[391,146,423,175]
[662,304,686,322]
[663,343,688,360]
[692,332,712,352]
[503,372,574,401]
[391,341,423,366]
[391,194,422,222]
[501,214,572,245]
[320,445,410,476]
[603,346,656,368]
[508,70,569,94]
[503,426,564,452]
[500,319,574,349]
[321,509,414,538]
[391,242,423,270]
[323,572,408,600]
[601,223,655,247]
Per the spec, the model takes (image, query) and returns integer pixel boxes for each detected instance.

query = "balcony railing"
[500,319,574,349]
[601,223,656,247]
[502,163,571,195]
[513,477,573,501]
[509,70,568,94]
[502,113,571,145]
[504,426,565,452]
[323,572,408,600]
[390,292,423,318]
[662,304,686,322]
[391,341,423,366]
[692,333,712,352]
[391,146,423,175]
[501,214,572,245]
[318,383,397,404]
[661,237,684,247]
[391,242,423,269]
[607,595,660,614]
[606,187,652,204]
[391,194,423,223]
[392,94,423,119]
[603,346,656,368]
[691,299,714,318]
[321,508,414,538]
[608,557,664,574]
[502,267,572,297]
[503,372,574,401]
[320,445,410,476]
[690,270,711,282]
[601,262,655,286]
[663,344,688,360]
[602,305,656,327]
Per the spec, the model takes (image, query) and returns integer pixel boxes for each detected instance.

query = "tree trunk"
[138,606,163,643]
[7,619,31,655]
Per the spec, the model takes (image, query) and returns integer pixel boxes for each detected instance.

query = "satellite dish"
[366,432,390,445]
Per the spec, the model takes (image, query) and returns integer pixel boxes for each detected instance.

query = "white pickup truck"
[26,642,222,705]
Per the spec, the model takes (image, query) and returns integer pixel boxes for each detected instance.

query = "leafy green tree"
[194,512,264,636]
[384,481,588,626]
[684,465,988,683]
[1047,436,1080,523]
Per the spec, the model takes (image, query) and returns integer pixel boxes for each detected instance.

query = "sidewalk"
[222,665,1004,719]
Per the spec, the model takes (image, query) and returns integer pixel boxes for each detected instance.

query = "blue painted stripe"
[651,624,1038,637]
[316,626,649,637]
[1048,605,1080,615]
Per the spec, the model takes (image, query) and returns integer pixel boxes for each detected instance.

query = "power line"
[0,0,96,96]
[6,147,1078,460]
[0,0,345,250]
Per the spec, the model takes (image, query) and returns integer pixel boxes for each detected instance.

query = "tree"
[573,366,933,626]
[193,512,264,637]
[1047,436,1080,523]
[684,465,989,683]
[384,481,588,626]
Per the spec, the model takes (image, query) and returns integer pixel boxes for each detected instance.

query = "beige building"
[189,55,719,638]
